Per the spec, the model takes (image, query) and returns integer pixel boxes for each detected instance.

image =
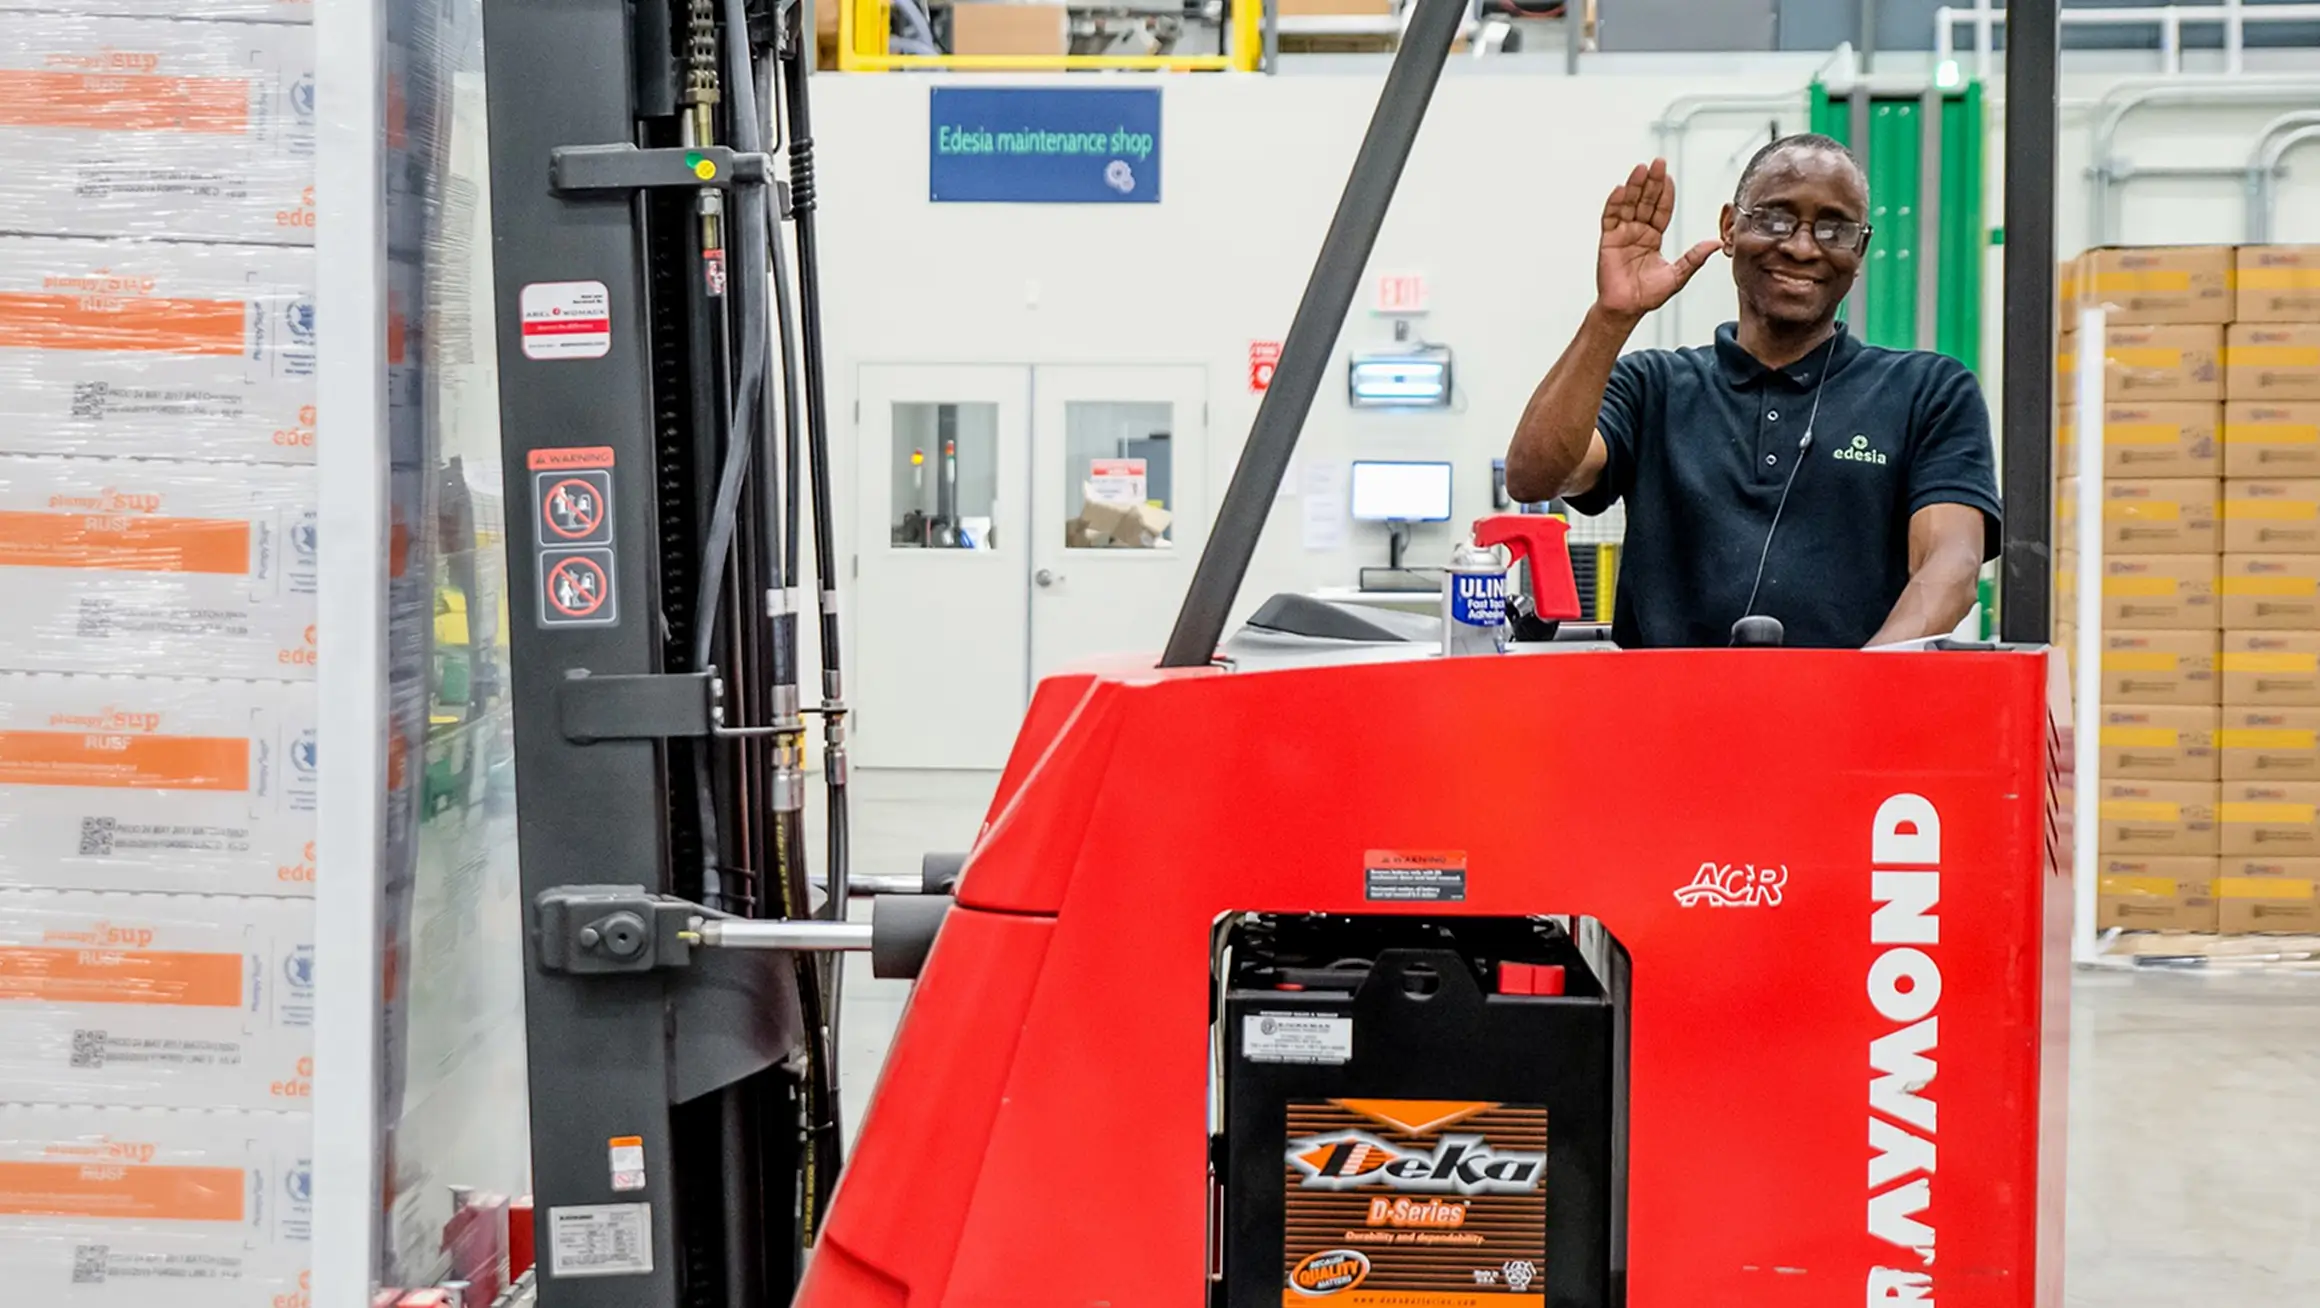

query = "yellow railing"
[837,0,1263,71]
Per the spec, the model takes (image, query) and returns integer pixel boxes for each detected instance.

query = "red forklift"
[488,0,2071,1300]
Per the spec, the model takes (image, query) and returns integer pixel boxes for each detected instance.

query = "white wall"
[813,70,1804,660]
[808,64,2320,716]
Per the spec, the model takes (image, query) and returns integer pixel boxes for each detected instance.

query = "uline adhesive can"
[1442,541,1508,657]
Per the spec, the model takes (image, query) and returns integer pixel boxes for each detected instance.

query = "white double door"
[853,363,1208,769]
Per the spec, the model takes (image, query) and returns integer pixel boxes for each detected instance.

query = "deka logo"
[1836,433,1889,466]
[1285,1132,1544,1195]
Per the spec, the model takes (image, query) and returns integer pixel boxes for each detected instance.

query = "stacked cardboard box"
[0,7,318,1300]
[2064,244,2320,934]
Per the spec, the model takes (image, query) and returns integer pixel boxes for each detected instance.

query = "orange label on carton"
[2100,874,2184,898]
[2102,726,2183,748]
[2221,652,2320,674]
[0,1159,246,1221]
[2221,575,2320,597]
[0,730,247,790]
[2094,271,2195,294]
[0,511,248,573]
[2103,652,2183,672]
[2218,876,2318,899]
[2225,345,2320,369]
[0,70,250,135]
[2237,269,2320,292]
[0,946,242,1007]
[2217,728,2318,749]
[0,292,247,355]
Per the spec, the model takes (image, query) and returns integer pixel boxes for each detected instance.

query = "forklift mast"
[481,0,852,1301]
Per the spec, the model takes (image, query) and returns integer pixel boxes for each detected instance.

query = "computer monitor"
[1349,460,1452,523]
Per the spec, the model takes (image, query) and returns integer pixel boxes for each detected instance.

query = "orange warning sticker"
[0,946,243,1008]
[0,1159,246,1221]
[0,511,249,574]
[0,730,248,791]
[1364,850,1468,903]
[527,446,617,472]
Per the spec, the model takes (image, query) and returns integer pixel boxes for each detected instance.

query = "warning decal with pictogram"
[540,548,617,627]
[538,471,613,545]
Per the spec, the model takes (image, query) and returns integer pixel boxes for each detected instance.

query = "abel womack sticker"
[1284,1099,1547,1305]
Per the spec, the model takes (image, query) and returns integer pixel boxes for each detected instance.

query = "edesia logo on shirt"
[1835,434,1890,466]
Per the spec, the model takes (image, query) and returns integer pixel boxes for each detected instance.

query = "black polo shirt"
[1565,322,2001,649]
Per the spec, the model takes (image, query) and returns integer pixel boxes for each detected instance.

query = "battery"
[1218,914,1623,1308]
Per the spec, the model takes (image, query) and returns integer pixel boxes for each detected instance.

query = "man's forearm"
[1866,547,1981,647]
[1506,305,1639,502]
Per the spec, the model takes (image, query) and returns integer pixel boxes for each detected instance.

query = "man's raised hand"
[1596,158,1721,323]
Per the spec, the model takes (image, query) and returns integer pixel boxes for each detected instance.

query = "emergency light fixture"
[1347,344,1453,409]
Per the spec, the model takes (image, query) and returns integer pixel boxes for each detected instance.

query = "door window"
[1061,400,1173,550]
[890,401,1000,549]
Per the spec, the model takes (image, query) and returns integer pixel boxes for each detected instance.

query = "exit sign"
[1374,273,1428,314]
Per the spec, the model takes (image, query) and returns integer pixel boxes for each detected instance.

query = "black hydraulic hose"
[758,55,806,744]
[724,0,842,1246]
[1158,0,1465,668]
[689,0,774,678]
[781,28,851,936]
[783,32,841,704]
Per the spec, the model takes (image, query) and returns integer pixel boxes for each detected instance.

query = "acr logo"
[1834,433,1889,466]
[1287,1250,1369,1297]
[1285,1132,1544,1195]
[292,729,318,774]
[285,1162,312,1205]
[1673,861,1788,908]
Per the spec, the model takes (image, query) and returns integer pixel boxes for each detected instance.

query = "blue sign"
[930,88,1161,205]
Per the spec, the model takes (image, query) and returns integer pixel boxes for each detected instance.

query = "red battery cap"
[1497,963,1566,996]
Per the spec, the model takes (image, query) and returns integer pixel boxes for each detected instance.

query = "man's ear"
[1719,203,1738,256]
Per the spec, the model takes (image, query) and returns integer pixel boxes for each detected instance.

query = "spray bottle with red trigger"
[1440,514,1582,657]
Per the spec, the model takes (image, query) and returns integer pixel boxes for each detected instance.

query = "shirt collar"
[1714,321,1860,391]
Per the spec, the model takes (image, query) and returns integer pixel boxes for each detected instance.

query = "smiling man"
[1504,137,2000,649]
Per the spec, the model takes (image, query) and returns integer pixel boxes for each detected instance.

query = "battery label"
[1242,1012,1353,1065]
[1282,1099,1547,1305]
[1365,850,1468,903]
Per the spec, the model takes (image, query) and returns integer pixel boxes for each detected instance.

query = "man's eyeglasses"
[1737,207,1873,254]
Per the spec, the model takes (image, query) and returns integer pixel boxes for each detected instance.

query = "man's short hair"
[1734,133,1866,206]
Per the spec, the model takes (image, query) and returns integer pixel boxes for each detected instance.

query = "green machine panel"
[1810,81,1985,371]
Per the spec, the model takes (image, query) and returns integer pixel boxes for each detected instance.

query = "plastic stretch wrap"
[0,674,316,897]
[0,15,314,243]
[0,238,315,464]
[39,0,311,22]
[0,890,312,1108]
[0,1102,309,1306]
[0,456,317,679]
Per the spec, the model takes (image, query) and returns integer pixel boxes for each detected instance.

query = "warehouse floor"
[825,772,2320,1306]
